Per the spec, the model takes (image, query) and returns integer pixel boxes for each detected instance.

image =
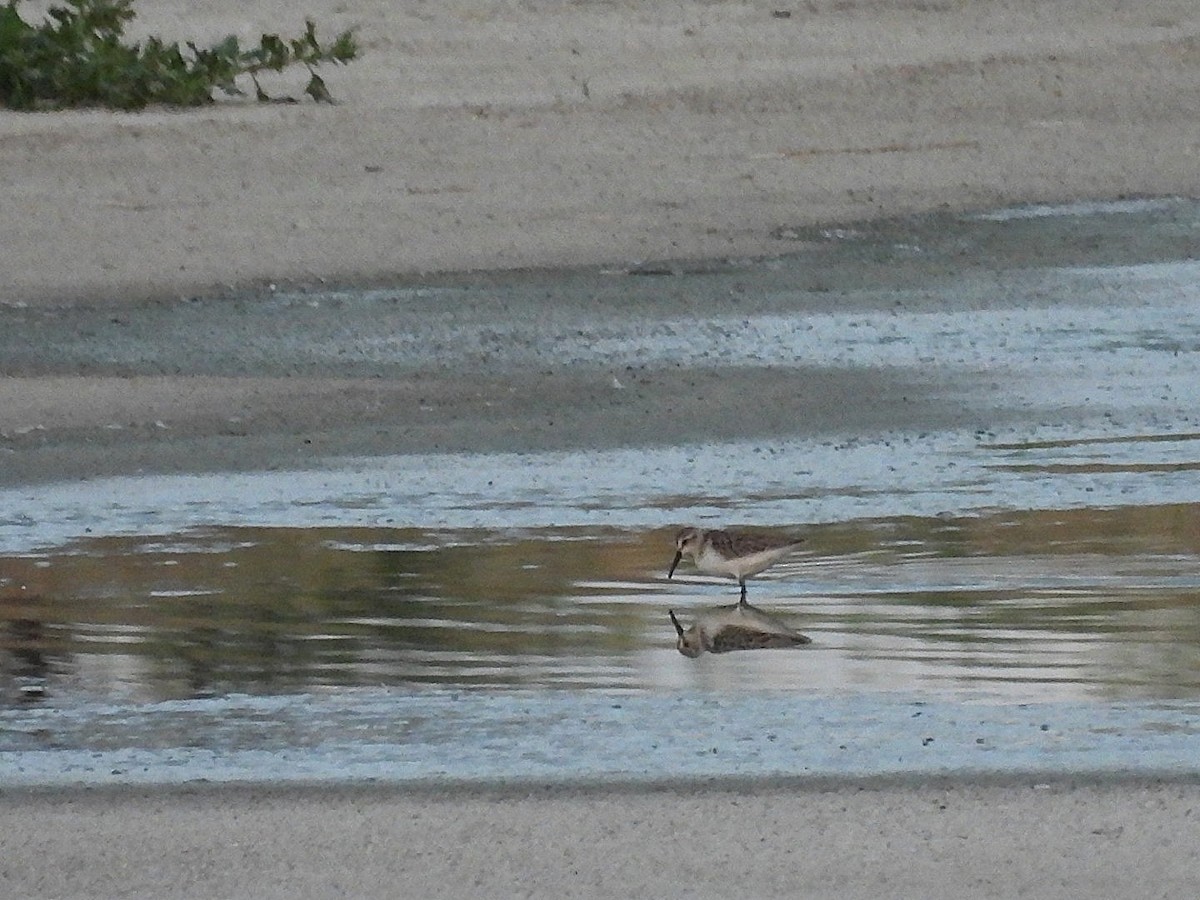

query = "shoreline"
[9,767,1200,797]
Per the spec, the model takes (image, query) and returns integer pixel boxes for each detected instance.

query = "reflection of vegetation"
[804,505,1200,699]
[0,526,659,702]
[3,505,1200,703]
[0,615,52,704]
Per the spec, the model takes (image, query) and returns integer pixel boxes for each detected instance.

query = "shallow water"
[3,199,1200,784]
[4,503,1200,709]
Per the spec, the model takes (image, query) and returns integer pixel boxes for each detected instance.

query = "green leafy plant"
[0,0,358,110]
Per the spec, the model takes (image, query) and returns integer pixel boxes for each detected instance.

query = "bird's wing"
[704,530,737,555]
[710,530,803,557]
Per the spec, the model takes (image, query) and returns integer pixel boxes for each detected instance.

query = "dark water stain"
[3,504,1199,707]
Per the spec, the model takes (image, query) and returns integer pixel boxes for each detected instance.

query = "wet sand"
[5,0,1200,895]
[4,200,1199,487]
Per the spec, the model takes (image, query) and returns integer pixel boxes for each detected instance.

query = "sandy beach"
[5,776,1200,898]
[5,0,1200,310]
[5,0,1200,895]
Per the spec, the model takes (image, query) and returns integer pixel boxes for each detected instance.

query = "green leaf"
[330,30,359,64]
[305,70,331,104]
[0,0,360,110]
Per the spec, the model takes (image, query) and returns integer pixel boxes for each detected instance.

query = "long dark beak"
[667,550,682,579]
[669,609,685,637]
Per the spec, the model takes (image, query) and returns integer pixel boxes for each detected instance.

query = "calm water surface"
[4,505,1200,706]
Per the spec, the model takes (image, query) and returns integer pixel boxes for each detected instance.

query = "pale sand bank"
[4,777,1200,898]
[3,0,1200,307]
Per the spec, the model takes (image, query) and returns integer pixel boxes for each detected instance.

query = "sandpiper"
[669,602,811,657]
[667,526,805,604]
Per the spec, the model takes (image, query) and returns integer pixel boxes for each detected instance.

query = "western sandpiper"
[667,526,805,603]
[668,602,811,657]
